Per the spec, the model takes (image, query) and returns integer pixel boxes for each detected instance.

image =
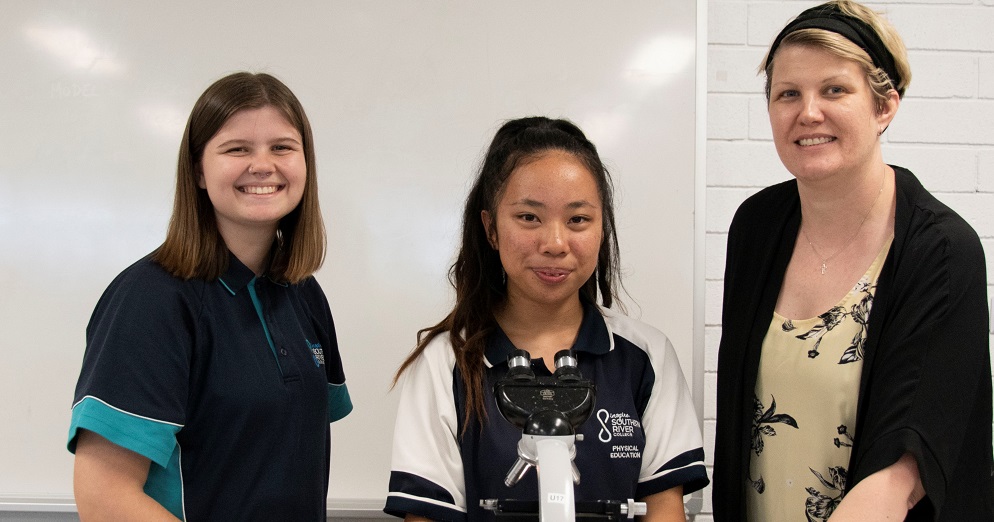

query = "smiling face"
[768,44,898,184]
[198,105,306,244]
[482,150,603,312]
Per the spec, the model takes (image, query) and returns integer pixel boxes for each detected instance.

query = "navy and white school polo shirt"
[68,253,352,521]
[385,304,708,521]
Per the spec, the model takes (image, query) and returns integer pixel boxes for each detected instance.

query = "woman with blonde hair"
[713,1,992,520]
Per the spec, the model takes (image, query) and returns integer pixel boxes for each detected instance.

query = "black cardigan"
[712,166,993,521]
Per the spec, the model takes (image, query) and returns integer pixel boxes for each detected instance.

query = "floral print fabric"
[746,238,892,521]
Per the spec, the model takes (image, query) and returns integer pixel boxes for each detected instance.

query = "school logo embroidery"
[595,408,642,459]
[306,339,325,367]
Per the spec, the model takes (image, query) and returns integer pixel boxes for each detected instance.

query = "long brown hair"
[394,117,622,433]
[153,72,325,283]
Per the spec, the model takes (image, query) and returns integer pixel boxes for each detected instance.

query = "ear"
[875,89,901,132]
[481,210,498,250]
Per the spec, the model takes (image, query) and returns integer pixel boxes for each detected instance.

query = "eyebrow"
[508,198,598,209]
[773,73,854,87]
[213,136,302,149]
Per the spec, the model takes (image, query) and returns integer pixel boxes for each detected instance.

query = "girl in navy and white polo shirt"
[384,117,707,521]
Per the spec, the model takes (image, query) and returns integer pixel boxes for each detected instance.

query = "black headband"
[766,3,903,96]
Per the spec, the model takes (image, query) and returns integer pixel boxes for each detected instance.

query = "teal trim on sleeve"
[327,383,353,423]
[67,397,186,518]
[143,443,185,519]
[68,396,182,467]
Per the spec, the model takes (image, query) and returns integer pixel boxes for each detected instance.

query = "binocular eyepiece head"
[506,349,579,376]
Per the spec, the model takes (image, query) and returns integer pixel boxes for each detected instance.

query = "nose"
[541,223,568,256]
[248,152,275,177]
[799,94,824,125]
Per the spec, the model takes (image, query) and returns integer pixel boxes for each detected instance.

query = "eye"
[517,213,539,223]
[825,85,847,96]
[568,215,590,225]
[224,146,249,155]
[776,89,799,100]
[272,144,297,153]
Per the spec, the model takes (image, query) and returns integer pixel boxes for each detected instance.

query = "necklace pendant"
[820,262,827,275]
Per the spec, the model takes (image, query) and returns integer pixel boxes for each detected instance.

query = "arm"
[640,485,684,522]
[847,198,991,514]
[73,430,180,522]
[828,453,924,521]
[384,339,467,520]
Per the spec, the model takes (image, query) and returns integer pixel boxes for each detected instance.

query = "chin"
[787,161,843,181]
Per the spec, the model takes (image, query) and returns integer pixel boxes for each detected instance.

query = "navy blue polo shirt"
[385,304,707,521]
[68,253,351,521]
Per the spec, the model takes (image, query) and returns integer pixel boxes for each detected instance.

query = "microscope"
[481,349,647,521]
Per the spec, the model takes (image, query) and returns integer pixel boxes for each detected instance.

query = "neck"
[498,294,585,331]
[219,224,277,276]
[495,294,585,362]
[797,162,892,239]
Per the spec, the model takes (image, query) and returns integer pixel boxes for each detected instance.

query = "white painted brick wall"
[891,99,994,144]
[908,53,978,99]
[709,2,748,45]
[707,94,750,140]
[981,150,994,191]
[703,1,993,518]
[887,7,994,52]
[981,55,994,99]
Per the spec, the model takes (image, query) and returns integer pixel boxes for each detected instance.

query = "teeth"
[241,185,279,194]
[798,137,834,146]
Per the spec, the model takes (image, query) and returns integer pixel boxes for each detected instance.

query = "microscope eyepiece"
[508,349,531,369]
[553,349,581,382]
[506,349,535,382]
[554,349,577,369]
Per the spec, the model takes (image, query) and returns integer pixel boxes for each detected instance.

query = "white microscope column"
[535,436,576,522]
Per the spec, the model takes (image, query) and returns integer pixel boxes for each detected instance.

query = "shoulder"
[893,167,985,274]
[729,179,798,232]
[93,255,205,317]
[401,333,458,384]
[600,308,679,369]
[110,254,198,291]
[601,308,671,351]
[289,275,333,313]
[423,333,458,369]
[294,274,325,296]
[725,180,799,267]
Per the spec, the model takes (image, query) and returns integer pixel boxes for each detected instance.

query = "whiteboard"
[0,0,701,509]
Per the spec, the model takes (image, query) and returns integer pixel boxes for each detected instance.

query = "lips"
[239,185,284,194]
[533,267,571,283]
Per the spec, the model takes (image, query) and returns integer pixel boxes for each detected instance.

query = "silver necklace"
[801,175,885,275]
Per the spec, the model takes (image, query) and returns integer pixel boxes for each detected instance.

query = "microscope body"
[485,349,646,521]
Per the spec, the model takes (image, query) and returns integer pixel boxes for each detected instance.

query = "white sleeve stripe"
[386,492,467,513]
[638,459,707,483]
[72,395,184,428]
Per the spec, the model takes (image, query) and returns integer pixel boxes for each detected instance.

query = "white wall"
[0,0,700,513]
[702,0,994,519]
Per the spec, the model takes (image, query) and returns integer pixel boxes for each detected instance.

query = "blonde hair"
[760,0,912,107]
